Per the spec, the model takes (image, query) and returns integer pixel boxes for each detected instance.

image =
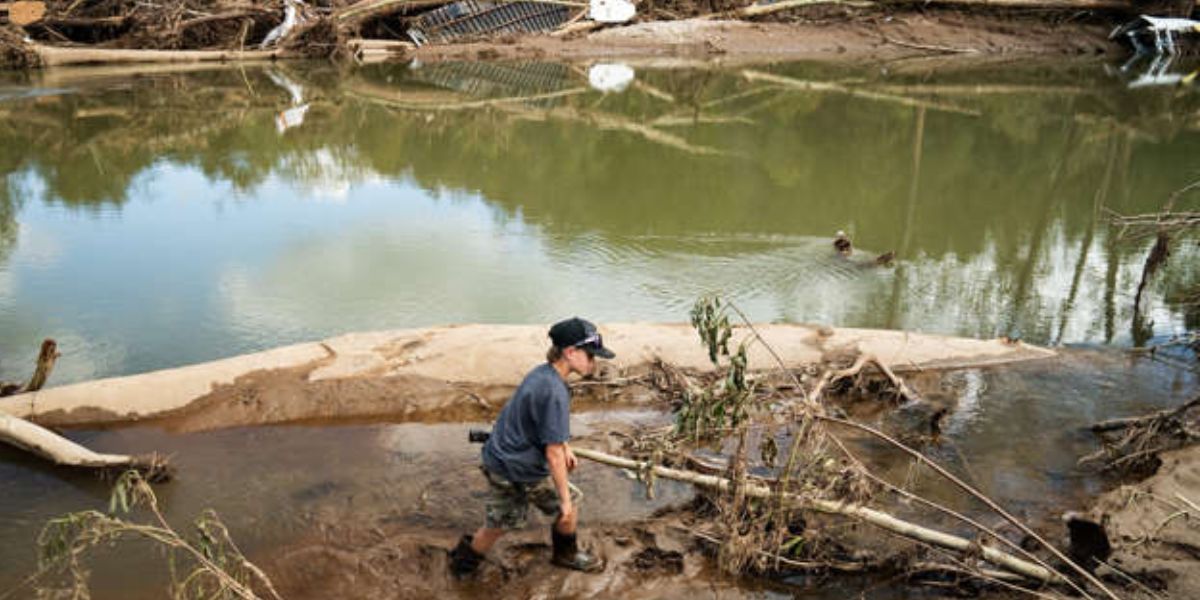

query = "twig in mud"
[913,546,1069,600]
[1097,559,1168,600]
[879,33,980,54]
[1175,493,1200,515]
[677,525,869,572]
[848,447,1061,585]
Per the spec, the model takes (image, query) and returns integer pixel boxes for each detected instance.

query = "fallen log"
[31,44,293,67]
[0,411,169,478]
[573,447,1064,584]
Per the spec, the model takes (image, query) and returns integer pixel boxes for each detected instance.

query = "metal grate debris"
[407,61,575,98]
[407,0,580,44]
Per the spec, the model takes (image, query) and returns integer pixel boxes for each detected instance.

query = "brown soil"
[261,509,730,600]
[260,494,916,600]
[1090,445,1200,599]
[409,9,1118,64]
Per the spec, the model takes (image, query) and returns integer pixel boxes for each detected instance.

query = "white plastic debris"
[588,63,635,93]
[589,0,635,24]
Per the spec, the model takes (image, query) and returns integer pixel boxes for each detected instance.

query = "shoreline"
[409,13,1119,64]
[3,7,1128,69]
[0,323,1053,431]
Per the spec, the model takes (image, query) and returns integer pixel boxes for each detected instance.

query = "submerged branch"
[0,411,169,478]
[575,446,1064,584]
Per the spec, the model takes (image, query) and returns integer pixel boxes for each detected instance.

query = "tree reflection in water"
[0,59,1197,381]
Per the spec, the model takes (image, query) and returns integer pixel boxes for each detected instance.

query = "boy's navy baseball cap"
[549,317,615,359]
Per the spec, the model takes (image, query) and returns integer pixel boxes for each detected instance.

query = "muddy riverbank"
[3,344,1197,599]
[0,323,1052,430]
[410,10,1118,64]
[2,2,1131,69]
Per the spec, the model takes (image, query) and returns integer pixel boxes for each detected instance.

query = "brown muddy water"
[1,57,1199,597]
[0,350,1196,598]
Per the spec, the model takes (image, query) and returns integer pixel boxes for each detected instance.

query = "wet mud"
[408,10,1118,64]
[3,348,1198,599]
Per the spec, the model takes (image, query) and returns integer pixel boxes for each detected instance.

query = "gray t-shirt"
[481,363,571,483]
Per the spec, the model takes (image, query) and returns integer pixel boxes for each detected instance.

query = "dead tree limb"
[1091,396,1200,433]
[717,300,1113,599]
[25,338,58,392]
[574,447,1064,584]
[0,411,168,478]
[31,44,292,67]
[818,415,1117,600]
[1,338,58,397]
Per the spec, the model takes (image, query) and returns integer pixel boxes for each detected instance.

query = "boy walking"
[449,317,614,576]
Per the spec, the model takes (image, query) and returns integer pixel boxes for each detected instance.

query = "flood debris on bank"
[8,303,1200,598]
[0,0,1195,69]
[1071,395,1200,599]
[549,296,1123,599]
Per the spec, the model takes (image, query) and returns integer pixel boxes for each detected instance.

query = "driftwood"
[0,411,169,478]
[1081,395,1200,473]
[31,44,293,66]
[0,338,169,478]
[1091,396,1200,433]
[574,447,1063,584]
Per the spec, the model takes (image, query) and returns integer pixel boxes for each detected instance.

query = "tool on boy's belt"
[468,429,491,443]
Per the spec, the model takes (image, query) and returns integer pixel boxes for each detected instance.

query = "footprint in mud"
[290,480,344,502]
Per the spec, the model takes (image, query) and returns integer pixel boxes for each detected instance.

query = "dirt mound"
[1091,446,1200,598]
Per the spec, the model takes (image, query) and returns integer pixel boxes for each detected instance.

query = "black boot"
[448,534,484,579]
[550,526,602,572]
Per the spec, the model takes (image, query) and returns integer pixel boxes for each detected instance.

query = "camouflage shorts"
[482,467,582,530]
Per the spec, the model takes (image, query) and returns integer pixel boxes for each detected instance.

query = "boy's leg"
[470,527,504,554]
[528,480,600,572]
[451,470,530,578]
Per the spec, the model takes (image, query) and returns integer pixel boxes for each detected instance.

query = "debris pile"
[4,0,1195,68]
[1081,396,1200,474]
[576,296,1125,598]
[0,0,631,67]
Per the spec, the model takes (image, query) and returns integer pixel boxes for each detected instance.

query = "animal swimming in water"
[833,231,894,267]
